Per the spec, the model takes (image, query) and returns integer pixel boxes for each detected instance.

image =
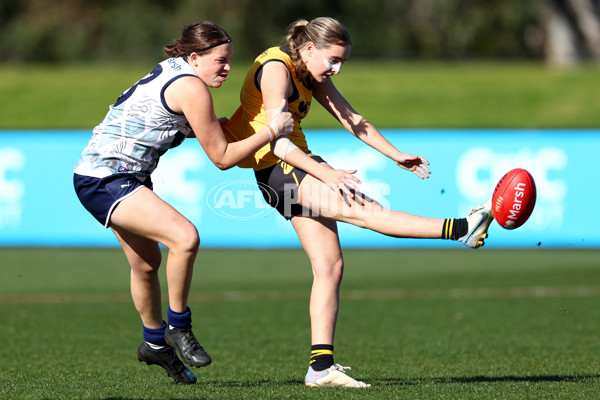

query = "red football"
[492,168,536,230]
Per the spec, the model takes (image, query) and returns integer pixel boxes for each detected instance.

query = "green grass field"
[1,60,598,398]
[2,61,600,129]
[1,248,599,399]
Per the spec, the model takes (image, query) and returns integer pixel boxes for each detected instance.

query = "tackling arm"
[168,76,292,170]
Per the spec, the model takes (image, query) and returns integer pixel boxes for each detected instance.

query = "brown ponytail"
[164,21,231,58]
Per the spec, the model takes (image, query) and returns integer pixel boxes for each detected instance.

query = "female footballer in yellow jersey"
[223,17,493,388]
[224,46,312,170]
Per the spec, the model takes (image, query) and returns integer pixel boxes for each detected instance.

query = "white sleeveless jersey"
[74,57,197,178]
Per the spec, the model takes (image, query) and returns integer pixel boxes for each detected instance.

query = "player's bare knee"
[171,222,200,254]
[127,244,162,275]
[341,195,386,224]
[312,257,344,283]
[181,226,200,254]
[131,256,161,276]
[358,197,384,214]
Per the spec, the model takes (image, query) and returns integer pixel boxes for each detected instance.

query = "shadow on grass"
[88,380,305,400]
[201,379,304,387]
[199,375,600,387]
[84,375,599,399]
[377,374,600,386]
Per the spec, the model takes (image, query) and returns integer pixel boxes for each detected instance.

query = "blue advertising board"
[0,129,595,248]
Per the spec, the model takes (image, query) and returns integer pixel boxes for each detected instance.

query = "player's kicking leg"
[297,174,494,247]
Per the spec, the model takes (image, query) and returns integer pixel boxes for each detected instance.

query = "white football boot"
[459,197,494,248]
[305,364,371,388]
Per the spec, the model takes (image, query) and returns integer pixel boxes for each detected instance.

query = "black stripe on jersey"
[254,59,300,103]
[161,74,199,115]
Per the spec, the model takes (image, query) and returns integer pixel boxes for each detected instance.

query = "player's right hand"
[321,168,362,199]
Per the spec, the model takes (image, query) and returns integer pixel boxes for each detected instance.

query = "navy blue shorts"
[254,154,325,219]
[73,173,152,227]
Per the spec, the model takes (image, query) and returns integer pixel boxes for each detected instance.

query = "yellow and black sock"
[442,218,468,240]
[310,344,334,371]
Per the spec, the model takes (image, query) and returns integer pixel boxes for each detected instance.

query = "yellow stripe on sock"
[448,218,454,240]
[443,219,451,239]
[311,349,333,357]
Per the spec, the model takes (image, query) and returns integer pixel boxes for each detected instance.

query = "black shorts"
[254,154,325,219]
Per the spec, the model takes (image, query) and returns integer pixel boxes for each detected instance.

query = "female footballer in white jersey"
[73,21,293,384]
[223,17,493,388]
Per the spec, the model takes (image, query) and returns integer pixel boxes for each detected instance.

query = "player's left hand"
[394,153,431,179]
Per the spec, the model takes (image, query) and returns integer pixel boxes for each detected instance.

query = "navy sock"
[167,306,192,328]
[143,322,167,346]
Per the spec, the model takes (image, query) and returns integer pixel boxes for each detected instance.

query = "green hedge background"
[1,0,544,63]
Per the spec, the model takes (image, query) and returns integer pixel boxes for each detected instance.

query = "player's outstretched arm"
[313,79,431,179]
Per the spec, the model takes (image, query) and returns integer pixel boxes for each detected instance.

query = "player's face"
[305,43,351,83]
[194,43,233,88]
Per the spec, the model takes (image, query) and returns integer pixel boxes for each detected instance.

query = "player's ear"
[187,52,200,67]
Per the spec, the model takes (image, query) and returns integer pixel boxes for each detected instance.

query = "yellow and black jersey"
[223,47,313,170]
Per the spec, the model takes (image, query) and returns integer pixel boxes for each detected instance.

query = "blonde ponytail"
[284,17,351,80]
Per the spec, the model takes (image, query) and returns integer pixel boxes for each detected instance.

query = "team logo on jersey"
[298,101,308,114]
[118,166,129,172]
[293,100,309,119]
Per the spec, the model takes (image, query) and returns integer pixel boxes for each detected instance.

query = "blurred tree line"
[0,0,598,66]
